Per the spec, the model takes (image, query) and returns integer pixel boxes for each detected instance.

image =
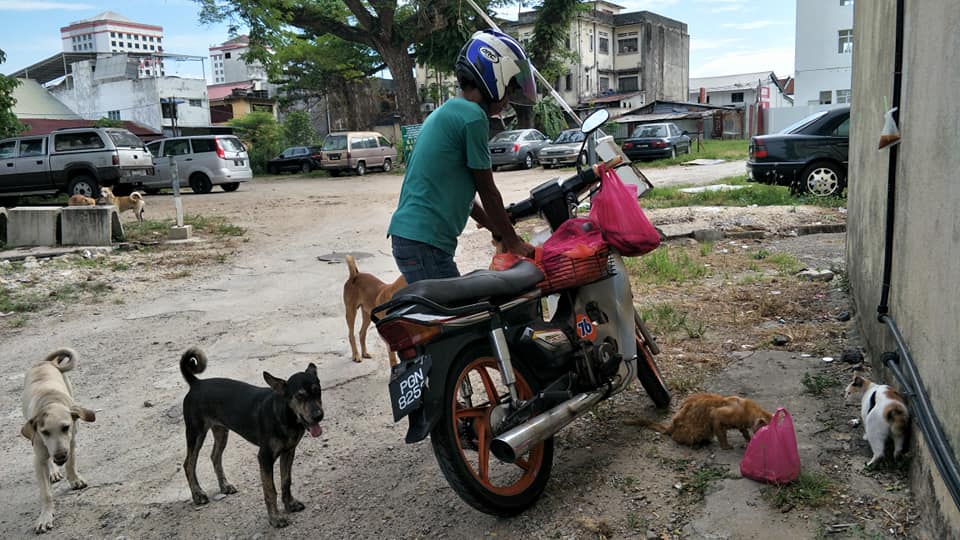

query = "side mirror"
[682,130,689,136]
[580,109,609,135]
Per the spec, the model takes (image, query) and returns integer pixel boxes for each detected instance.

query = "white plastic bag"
[879,107,901,149]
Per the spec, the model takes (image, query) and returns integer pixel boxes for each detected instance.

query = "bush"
[228,112,282,174]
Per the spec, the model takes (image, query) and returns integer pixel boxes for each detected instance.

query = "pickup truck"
[0,127,156,201]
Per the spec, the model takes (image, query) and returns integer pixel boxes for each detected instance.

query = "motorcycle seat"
[390,260,544,309]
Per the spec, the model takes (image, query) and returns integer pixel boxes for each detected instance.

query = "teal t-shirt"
[388,97,491,255]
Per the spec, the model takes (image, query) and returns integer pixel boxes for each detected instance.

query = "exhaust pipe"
[490,359,637,463]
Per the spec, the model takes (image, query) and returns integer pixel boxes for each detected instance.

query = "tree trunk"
[378,45,421,125]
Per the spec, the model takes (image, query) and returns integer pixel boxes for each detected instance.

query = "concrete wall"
[640,19,688,102]
[847,1,960,537]
[794,0,854,105]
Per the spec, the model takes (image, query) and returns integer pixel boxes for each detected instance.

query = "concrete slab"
[0,245,112,262]
[7,206,61,247]
[0,206,6,245]
[168,225,193,240]
[61,206,121,246]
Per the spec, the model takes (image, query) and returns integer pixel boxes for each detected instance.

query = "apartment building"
[793,0,855,105]
[59,11,165,78]
[209,35,267,85]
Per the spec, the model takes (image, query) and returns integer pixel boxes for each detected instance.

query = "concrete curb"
[663,223,847,242]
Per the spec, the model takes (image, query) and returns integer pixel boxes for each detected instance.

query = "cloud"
[722,20,783,30]
[616,0,682,11]
[691,46,794,78]
[0,1,96,10]
[690,37,743,51]
[711,4,745,12]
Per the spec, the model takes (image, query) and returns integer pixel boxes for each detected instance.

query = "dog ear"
[21,419,36,440]
[851,375,864,387]
[70,405,96,423]
[305,363,318,377]
[263,371,286,394]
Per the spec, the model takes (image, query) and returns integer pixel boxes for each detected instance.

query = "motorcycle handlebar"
[505,166,599,223]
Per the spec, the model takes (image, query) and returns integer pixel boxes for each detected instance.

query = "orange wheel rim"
[451,356,545,496]
[636,333,666,385]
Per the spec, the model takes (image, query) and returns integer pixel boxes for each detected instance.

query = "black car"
[621,122,691,160]
[267,146,323,174]
[747,106,850,197]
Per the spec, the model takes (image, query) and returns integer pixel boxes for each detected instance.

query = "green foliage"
[801,372,842,396]
[637,139,749,168]
[0,49,26,138]
[93,117,124,128]
[763,471,833,508]
[532,99,568,140]
[527,0,585,84]
[281,111,317,147]
[227,112,282,174]
[640,176,847,210]
[625,246,708,285]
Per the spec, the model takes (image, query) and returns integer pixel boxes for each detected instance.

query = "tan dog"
[100,187,145,222]
[343,255,407,366]
[21,348,97,534]
[844,374,909,466]
[67,194,97,206]
[630,393,772,449]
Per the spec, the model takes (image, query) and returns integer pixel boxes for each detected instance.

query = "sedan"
[747,106,849,197]
[621,123,691,160]
[267,146,323,174]
[537,128,607,169]
[489,129,551,170]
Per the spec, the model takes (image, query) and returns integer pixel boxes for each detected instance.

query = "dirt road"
[0,165,910,539]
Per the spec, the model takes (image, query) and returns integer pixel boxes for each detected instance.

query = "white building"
[209,35,267,85]
[689,71,793,109]
[59,11,166,78]
[793,0,854,106]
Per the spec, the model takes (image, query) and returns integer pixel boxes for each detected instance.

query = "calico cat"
[844,374,909,466]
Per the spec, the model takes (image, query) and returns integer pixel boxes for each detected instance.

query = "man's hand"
[503,237,535,258]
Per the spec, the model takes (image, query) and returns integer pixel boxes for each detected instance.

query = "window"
[838,29,853,53]
[832,117,850,137]
[163,139,191,156]
[599,37,609,54]
[618,75,638,92]
[146,142,160,157]
[819,90,833,105]
[225,52,231,59]
[0,140,15,158]
[599,76,609,92]
[565,73,572,91]
[191,139,216,153]
[107,110,121,120]
[19,139,44,157]
[631,125,667,138]
[111,41,116,46]
[836,89,852,104]
[378,136,392,147]
[128,42,132,48]
[731,92,744,103]
[618,32,638,55]
[54,132,105,152]
[134,34,139,40]
[589,33,594,52]
[189,99,202,107]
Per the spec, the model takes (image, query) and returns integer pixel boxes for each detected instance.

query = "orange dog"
[67,194,97,206]
[343,255,407,366]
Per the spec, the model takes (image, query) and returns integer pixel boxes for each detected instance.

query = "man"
[388,30,537,283]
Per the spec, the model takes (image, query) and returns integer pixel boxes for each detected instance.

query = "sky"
[0,0,796,83]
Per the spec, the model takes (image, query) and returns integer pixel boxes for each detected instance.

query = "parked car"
[489,129,551,170]
[145,135,252,194]
[267,146,323,174]
[536,128,608,169]
[747,105,850,197]
[0,127,155,201]
[621,123,691,160]
[319,131,396,176]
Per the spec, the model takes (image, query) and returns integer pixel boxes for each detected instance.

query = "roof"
[11,79,80,120]
[582,91,643,105]
[614,111,713,124]
[19,119,162,139]
[75,11,134,24]
[207,81,255,101]
[8,52,98,85]
[622,100,736,117]
[210,35,251,52]
[60,11,162,33]
[689,71,776,93]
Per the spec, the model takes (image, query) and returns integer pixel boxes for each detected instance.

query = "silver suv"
[0,127,154,200]
[145,135,252,194]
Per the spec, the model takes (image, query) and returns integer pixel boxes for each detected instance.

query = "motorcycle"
[373,109,670,516]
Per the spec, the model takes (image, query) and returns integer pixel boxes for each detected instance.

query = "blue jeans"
[392,236,460,283]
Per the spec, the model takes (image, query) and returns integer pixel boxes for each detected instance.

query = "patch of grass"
[637,139,748,169]
[801,372,842,396]
[666,372,703,394]
[110,260,131,271]
[765,252,803,275]
[639,175,847,210]
[753,248,771,260]
[0,288,43,313]
[125,215,246,242]
[626,246,708,285]
[680,463,729,500]
[699,242,713,257]
[625,512,647,532]
[639,303,687,333]
[763,471,833,509]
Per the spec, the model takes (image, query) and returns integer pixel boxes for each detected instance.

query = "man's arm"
[472,169,534,257]
[470,199,496,235]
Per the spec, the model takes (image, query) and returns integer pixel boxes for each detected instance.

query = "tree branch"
[341,0,376,30]
[290,6,373,46]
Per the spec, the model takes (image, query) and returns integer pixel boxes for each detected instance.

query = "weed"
[110,260,131,272]
[763,471,833,509]
[629,246,707,284]
[0,289,42,313]
[626,512,647,532]
[699,242,713,257]
[753,249,771,260]
[682,319,706,339]
[667,372,703,394]
[765,252,803,275]
[680,464,729,500]
[801,372,842,396]
[639,303,686,333]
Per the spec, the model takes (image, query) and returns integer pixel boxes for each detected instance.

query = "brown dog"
[67,194,97,206]
[100,187,145,222]
[343,255,406,366]
[630,393,772,449]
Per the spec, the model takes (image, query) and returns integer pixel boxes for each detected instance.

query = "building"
[209,35,267,85]
[793,0,854,106]
[615,100,742,140]
[501,2,689,111]
[848,2,960,538]
[208,80,277,124]
[59,11,165,79]
[688,71,793,109]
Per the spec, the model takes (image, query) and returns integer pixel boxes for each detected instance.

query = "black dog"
[179,347,324,528]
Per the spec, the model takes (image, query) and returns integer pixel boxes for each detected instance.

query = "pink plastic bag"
[740,408,801,484]
[589,165,660,256]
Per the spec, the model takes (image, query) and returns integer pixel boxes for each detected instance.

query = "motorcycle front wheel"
[635,310,672,408]
[431,351,554,516]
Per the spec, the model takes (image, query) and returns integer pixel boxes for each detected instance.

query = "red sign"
[575,315,597,341]
[760,86,770,102]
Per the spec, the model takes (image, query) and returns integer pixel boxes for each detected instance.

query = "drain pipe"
[875,0,960,511]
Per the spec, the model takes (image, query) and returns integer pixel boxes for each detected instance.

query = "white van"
[145,135,252,193]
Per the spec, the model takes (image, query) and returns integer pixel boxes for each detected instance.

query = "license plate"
[130,169,147,176]
[551,159,558,165]
[388,354,432,421]
[491,148,506,154]
[328,153,341,160]
[638,144,648,148]
[234,159,244,166]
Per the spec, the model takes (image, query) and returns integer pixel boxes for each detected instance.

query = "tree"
[0,49,25,138]
[93,117,124,128]
[228,112,282,174]
[281,111,317,147]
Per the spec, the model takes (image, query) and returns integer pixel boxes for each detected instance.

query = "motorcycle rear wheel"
[431,352,554,516]
[635,311,671,408]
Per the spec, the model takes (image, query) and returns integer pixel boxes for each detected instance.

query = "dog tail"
[345,254,359,281]
[130,192,144,202]
[624,417,673,434]
[43,348,78,372]
[886,403,909,436]
[180,347,208,385]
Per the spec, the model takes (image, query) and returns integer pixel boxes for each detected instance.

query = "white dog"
[21,348,96,533]
[844,374,909,467]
